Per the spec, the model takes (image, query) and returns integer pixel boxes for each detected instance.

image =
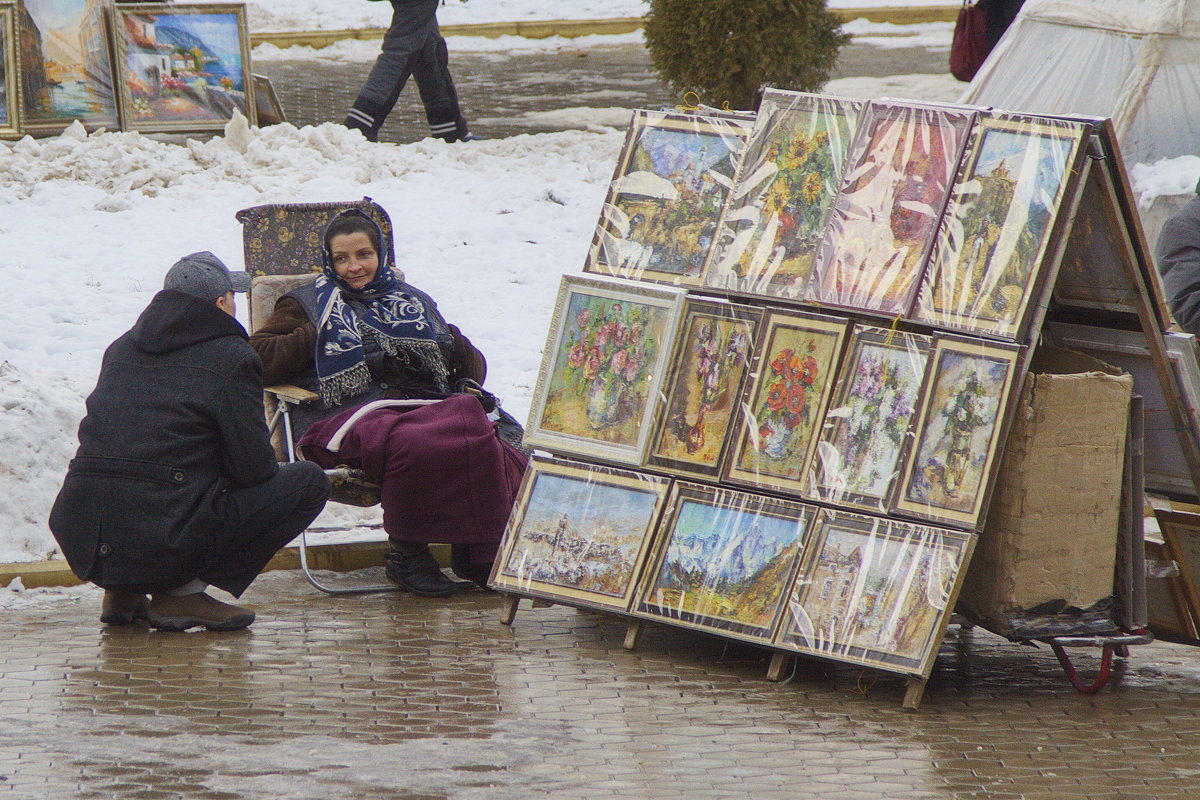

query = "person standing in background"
[343,0,474,143]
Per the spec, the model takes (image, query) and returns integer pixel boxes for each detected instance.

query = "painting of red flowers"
[725,310,849,495]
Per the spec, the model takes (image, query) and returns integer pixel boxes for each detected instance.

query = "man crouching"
[50,252,331,631]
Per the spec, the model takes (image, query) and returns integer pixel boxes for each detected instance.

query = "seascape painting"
[895,337,1019,526]
[916,114,1086,337]
[648,299,761,479]
[636,483,814,641]
[704,91,861,299]
[586,110,751,286]
[811,328,931,511]
[526,276,683,464]
[775,512,975,675]
[494,458,668,610]
[725,311,848,496]
[114,5,254,132]
[18,0,118,131]
[806,102,974,316]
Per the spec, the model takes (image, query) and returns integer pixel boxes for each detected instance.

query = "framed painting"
[111,3,256,133]
[1045,323,1200,496]
[18,0,118,134]
[1156,510,1200,638]
[892,334,1022,529]
[773,510,976,677]
[490,456,670,612]
[809,325,932,513]
[805,101,975,317]
[634,482,815,644]
[525,275,685,465]
[702,91,862,300]
[723,309,850,497]
[583,109,752,286]
[1144,536,1197,640]
[252,73,285,125]
[0,1,19,139]
[646,297,762,480]
[1052,161,1141,314]
[914,113,1089,339]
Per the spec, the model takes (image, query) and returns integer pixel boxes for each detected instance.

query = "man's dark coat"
[49,289,279,588]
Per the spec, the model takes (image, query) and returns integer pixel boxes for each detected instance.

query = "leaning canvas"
[702,91,862,300]
[490,456,670,612]
[635,482,815,644]
[914,113,1088,339]
[0,1,19,139]
[525,275,684,465]
[111,4,256,133]
[18,0,119,133]
[805,101,974,316]
[584,109,752,286]
[774,510,976,676]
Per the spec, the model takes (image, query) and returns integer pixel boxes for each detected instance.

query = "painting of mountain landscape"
[636,483,814,642]
[493,458,669,611]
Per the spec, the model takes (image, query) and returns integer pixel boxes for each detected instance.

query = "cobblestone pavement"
[254,40,948,143]
[3,569,1200,799]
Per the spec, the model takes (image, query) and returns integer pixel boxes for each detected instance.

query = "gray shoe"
[148,592,255,632]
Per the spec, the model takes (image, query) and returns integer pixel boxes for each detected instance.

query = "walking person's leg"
[411,29,472,142]
[344,0,440,141]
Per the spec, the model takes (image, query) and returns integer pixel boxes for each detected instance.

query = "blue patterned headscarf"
[312,210,448,407]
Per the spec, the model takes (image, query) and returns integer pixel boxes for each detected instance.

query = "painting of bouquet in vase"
[725,311,849,496]
[526,277,683,465]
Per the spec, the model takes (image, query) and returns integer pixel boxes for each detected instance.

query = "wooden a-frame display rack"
[495,106,1195,710]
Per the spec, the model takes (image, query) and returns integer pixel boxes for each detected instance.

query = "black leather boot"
[451,543,495,592]
[385,541,460,597]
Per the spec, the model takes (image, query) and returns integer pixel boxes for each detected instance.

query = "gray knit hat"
[163,251,251,301]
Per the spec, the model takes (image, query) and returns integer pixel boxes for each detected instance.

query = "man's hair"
[324,213,382,258]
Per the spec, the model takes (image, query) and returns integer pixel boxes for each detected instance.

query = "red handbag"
[950,0,989,82]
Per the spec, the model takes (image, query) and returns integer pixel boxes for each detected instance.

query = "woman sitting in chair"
[250,208,525,597]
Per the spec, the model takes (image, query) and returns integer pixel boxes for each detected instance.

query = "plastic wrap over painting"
[702,91,862,300]
[489,456,670,612]
[19,0,119,133]
[892,335,1022,529]
[583,109,752,286]
[525,276,685,465]
[809,325,931,513]
[634,482,815,644]
[723,309,850,497]
[773,510,975,677]
[914,113,1088,339]
[805,102,974,317]
[645,297,763,480]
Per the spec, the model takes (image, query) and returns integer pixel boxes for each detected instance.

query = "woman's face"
[329,230,379,289]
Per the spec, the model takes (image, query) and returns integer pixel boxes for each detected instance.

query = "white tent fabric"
[960,0,1200,169]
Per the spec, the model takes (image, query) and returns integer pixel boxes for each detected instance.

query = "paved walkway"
[3,569,1200,799]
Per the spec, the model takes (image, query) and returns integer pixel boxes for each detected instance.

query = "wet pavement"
[3,569,1200,799]
[255,40,949,143]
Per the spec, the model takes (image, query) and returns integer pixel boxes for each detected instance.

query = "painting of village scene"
[1053,166,1139,313]
[492,458,669,611]
[1,3,17,138]
[647,298,762,479]
[703,91,861,299]
[805,102,974,316]
[724,311,848,496]
[916,114,1086,338]
[894,336,1019,527]
[526,276,683,464]
[17,0,118,132]
[113,4,254,133]
[584,110,751,286]
[636,483,814,642]
[774,512,975,675]
[810,327,931,512]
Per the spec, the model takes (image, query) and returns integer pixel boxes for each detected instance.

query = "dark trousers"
[348,0,468,140]
[111,461,330,598]
[983,0,1025,49]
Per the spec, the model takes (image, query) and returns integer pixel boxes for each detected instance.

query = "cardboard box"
[960,346,1133,638]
